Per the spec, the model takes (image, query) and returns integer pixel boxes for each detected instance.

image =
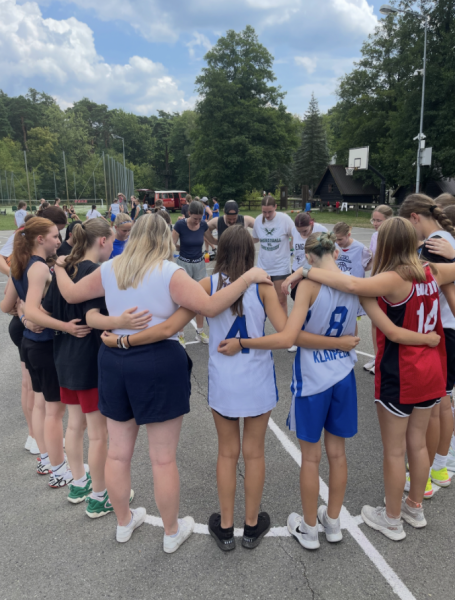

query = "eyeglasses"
[370,218,385,224]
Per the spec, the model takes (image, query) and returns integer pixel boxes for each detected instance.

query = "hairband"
[429,205,436,214]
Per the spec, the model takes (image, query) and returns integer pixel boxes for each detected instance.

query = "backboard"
[348,146,369,170]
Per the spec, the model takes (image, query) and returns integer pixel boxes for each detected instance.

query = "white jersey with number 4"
[291,284,359,400]
[427,230,455,330]
[207,273,278,418]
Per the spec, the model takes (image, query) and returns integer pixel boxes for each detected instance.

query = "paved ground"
[0,226,454,600]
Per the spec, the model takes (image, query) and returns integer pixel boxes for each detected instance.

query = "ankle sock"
[168,525,180,538]
[197,328,203,333]
[432,453,448,471]
[72,474,88,487]
[244,522,258,536]
[325,512,339,525]
[40,452,49,463]
[52,461,66,477]
[90,489,106,500]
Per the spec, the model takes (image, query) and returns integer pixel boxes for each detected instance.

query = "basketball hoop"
[345,167,354,176]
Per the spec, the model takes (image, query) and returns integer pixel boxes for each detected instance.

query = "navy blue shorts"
[98,340,192,425]
[287,369,358,443]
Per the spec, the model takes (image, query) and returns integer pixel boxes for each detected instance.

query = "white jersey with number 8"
[207,273,278,418]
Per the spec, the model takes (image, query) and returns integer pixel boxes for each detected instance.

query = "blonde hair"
[435,193,455,209]
[113,214,174,290]
[372,217,426,282]
[114,213,132,227]
[399,193,455,238]
[333,222,351,236]
[372,204,393,219]
[305,231,337,258]
[64,220,113,279]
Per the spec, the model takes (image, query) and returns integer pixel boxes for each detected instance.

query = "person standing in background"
[15,202,28,228]
[212,198,219,218]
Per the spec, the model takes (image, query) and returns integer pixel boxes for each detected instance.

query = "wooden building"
[314,165,379,204]
[392,178,455,203]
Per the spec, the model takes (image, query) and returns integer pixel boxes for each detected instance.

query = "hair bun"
[318,232,336,250]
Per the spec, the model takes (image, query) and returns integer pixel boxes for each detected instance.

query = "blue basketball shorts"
[287,369,358,443]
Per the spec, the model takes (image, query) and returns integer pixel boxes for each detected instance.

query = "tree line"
[0,0,453,204]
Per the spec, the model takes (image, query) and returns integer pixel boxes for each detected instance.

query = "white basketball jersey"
[290,285,358,400]
[207,273,278,418]
[336,239,371,278]
[428,231,455,330]
[291,224,327,271]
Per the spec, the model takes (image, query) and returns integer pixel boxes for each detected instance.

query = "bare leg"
[86,411,108,493]
[32,392,46,454]
[65,405,87,481]
[376,403,409,518]
[324,431,347,520]
[105,417,139,526]
[273,279,287,315]
[146,416,183,535]
[436,396,453,458]
[298,439,321,527]
[426,403,440,468]
[20,363,34,437]
[196,314,205,329]
[44,401,66,467]
[242,411,271,526]
[407,407,432,504]
[372,323,378,355]
[212,410,240,529]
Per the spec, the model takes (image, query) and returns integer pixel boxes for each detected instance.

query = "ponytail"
[11,217,55,280]
[399,193,455,239]
[64,220,113,279]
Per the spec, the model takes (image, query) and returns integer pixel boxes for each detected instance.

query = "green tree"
[169,110,198,191]
[27,127,59,173]
[0,96,13,138]
[293,94,329,190]
[193,26,298,201]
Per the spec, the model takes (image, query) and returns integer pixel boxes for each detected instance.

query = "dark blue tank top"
[12,255,54,342]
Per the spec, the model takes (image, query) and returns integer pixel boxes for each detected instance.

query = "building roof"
[314,165,379,197]
[437,178,455,195]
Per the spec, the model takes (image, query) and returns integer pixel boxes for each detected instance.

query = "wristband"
[239,338,245,350]
[121,336,129,350]
[117,335,123,349]
[240,275,249,292]
[126,335,131,348]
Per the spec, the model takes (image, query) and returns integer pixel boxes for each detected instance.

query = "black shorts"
[212,409,264,421]
[375,397,439,418]
[270,274,291,283]
[98,340,193,425]
[290,270,299,301]
[444,328,455,396]
[21,337,61,402]
[9,316,25,362]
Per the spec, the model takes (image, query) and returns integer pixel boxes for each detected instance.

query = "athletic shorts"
[290,270,298,301]
[288,369,357,443]
[60,387,99,414]
[176,257,207,282]
[110,214,116,222]
[9,316,25,362]
[212,409,264,421]
[98,340,192,425]
[21,338,60,402]
[374,397,439,418]
[271,274,291,283]
[444,328,455,396]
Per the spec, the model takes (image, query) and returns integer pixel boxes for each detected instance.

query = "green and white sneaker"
[195,331,209,344]
[68,479,93,504]
[85,489,135,519]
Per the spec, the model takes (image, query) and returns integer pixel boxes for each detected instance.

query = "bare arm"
[54,263,105,304]
[172,229,180,251]
[0,256,10,276]
[433,263,455,287]
[260,284,287,332]
[244,216,256,229]
[307,268,405,298]
[0,278,18,313]
[207,217,218,232]
[440,284,455,318]
[86,307,152,330]
[204,230,219,246]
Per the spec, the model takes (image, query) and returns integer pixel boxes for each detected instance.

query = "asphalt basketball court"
[0,225,453,600]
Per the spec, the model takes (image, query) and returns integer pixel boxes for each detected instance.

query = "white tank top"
[100,259,182,338]
[290,284,358,399]
[207,273,278,417]
[291,224,327,271]
[427,230,455,329]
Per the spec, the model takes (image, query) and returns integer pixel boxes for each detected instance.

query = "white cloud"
[294,56,317,74]
[186,32,212,59]
[0,0,194,114]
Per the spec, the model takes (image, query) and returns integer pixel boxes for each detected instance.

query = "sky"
[0,0,389,117]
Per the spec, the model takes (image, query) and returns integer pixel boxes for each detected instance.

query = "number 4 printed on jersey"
[417,299,438,333]
[226,316,250,354]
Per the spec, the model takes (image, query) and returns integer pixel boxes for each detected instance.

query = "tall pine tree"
[294,94,329,191]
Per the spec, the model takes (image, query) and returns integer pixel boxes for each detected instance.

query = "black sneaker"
[208,513,236,552]
[242,512,271,549]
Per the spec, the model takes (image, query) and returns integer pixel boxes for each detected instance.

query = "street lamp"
[379,5,428,193]
[112,134,127,199]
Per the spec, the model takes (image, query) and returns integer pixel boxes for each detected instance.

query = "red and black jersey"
[375,266,447,404]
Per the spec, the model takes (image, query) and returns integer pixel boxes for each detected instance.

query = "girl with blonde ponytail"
[38,219,151,515]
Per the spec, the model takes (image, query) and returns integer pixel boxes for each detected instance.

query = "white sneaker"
[29,439,40,454]
[25,435,33,451]
[178,334,186,348]
[361,505,406,541]
[287,345,298,353]
[370,365,375,375]
[317,505,342,542]
[401,497,427,529]
[163,516,195,554]
[447,446,455,472]
[287,513,320,550]
[363,359,375,371]
[49,467,73,489]
[195,331,209,345]
[116,507,147,543]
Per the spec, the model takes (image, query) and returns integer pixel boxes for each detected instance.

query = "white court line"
[267,418,416,600]
[356,350,375,358]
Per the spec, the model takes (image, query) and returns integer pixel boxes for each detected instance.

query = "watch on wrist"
[301,266,312,279]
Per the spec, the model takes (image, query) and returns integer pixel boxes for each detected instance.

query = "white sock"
[197,328,203,333]
[302,518,318,531]
[121,511,133,528]
[451,437,455,452]
[40,452,49,463]
[432,453,448,471]
[72,474,88,487]
[325,511,339,525]
[90,489,106,500]
[167,525,180,538]
[52,461,66,477]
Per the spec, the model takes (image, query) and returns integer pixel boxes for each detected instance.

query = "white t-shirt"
[143,203,148,210]
[427,230,455,329]
[100,259,182,338]
[336,239,371,278]
[0,232,15,257]
[291,223,327,271]
[110,203,120,216]
[15,209,27,228]
[86,209,102,220]
[253,212,294,276]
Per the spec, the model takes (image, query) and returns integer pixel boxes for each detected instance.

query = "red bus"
[137,190,187,212]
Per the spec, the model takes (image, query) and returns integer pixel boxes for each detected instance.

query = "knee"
[326,446,346,462]
[302,450,322,466]
[219,443,240,462]
[383,442,407,460]
[242,442,264,463]
[88,428,108,445]
[149,452,176,469]
[107,447,133,466]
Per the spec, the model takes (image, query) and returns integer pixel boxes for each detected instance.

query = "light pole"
[112,134,126,198]
[380,4,428,193]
